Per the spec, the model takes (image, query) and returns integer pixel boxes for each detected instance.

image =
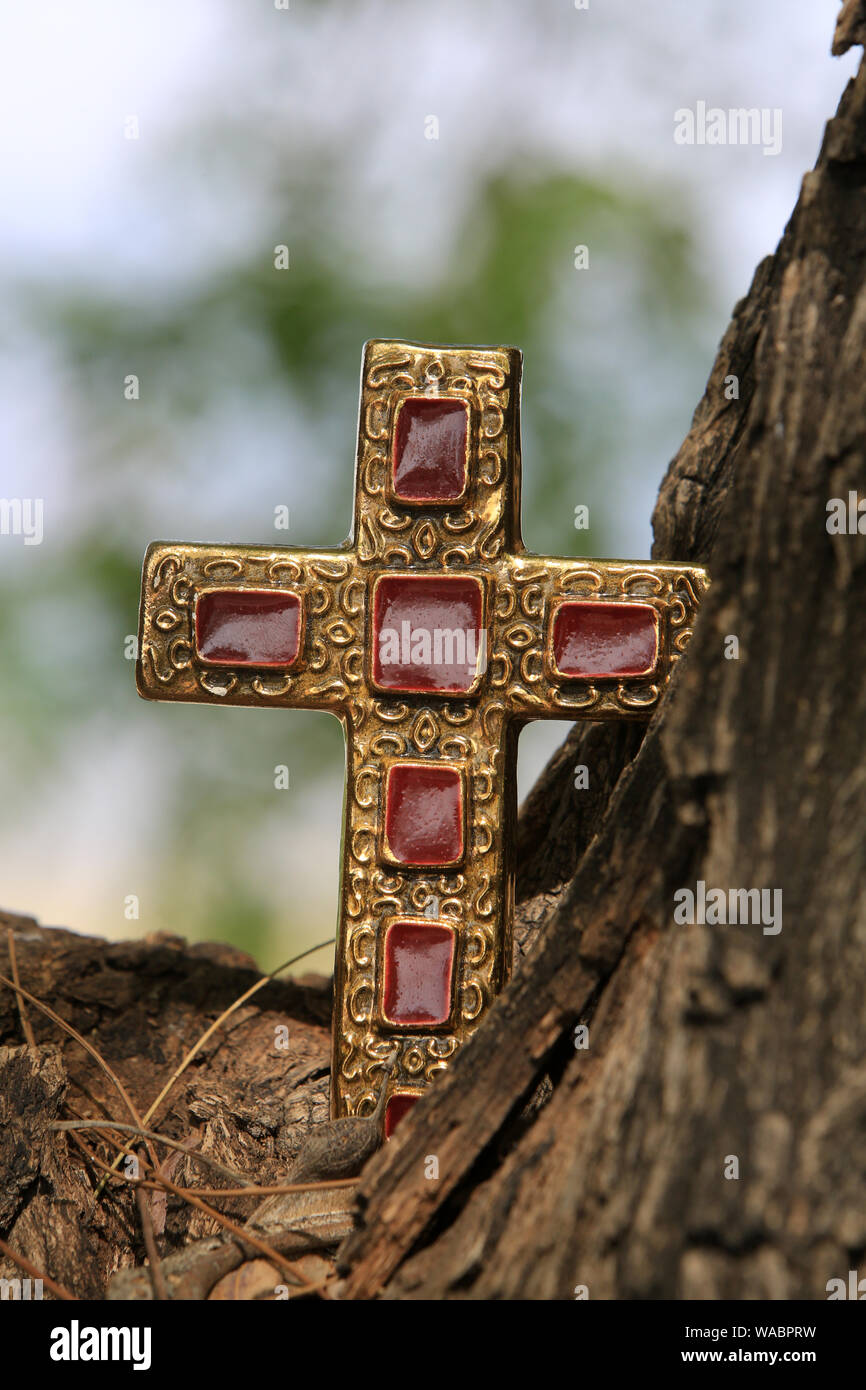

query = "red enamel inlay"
[372,574,484,693]
[385,764,463,866]
[552,601,658,678]
[393,397,468,502]
[382,921,455,1026]
[195,590,302,666]
[385,1094,419,1138]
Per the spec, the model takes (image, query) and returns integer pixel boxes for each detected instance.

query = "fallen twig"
[0,1235,77,1303]
[135,1175,171,1301]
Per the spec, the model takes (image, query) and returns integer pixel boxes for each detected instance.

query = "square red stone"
[550,601,658,679]
[382,920,456,1028]
[384,763,464,867]
[384,1094,419,1139]
[392,397,469,503]
[195,589,302,667]
[371,574,485,693]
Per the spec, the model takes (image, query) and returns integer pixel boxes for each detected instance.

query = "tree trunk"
[338,41,866,1300]
[3,32,866,1302]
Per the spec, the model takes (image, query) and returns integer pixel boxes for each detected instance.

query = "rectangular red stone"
[551,600,658,679]
[371,574,485,693]
[393,397,469,503]
[382,920,456,1027]
[384,763,464,867]
[195,589,302,666]
[384,1094,419,1138]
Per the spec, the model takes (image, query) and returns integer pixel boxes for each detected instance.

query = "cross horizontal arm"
[136,540,364,713]
[489,554,710,721]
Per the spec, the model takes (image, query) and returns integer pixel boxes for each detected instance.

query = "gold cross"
[137,339,708,1132]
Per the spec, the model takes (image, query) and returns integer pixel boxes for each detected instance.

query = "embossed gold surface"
[137,340,709,1118]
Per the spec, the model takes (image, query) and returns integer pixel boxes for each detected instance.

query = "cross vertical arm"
[333,702,517,1122]
[349,338,523,567]
[329,338,528,1121]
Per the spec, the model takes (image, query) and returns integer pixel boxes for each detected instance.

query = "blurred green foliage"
[4,152,711,964]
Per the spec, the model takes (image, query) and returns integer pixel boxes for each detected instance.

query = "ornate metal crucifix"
[137,339,708,1132]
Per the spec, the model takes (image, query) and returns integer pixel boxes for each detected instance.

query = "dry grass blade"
[158,1178,358,1199]
[142,936,335,1127]
[5,929,36,1049]
[142,1170,318,1290]
[94,936,334,1197]
[88,1130,321,1292]
[0,970,160,1177]
[52,1120,254,1187]
[67,1137,357,1201]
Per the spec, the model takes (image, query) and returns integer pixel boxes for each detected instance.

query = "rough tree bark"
[2,22,865,1301]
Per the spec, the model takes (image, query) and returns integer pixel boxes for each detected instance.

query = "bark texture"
[0,917,332,1299]
[2,42,865,1302]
